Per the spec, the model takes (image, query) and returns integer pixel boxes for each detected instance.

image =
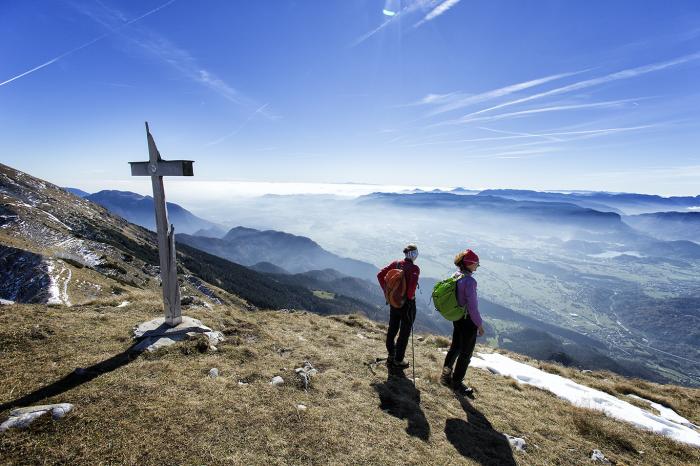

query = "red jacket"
[377,259,420,301]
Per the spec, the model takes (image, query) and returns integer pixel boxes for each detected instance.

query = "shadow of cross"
[129,122,193,326]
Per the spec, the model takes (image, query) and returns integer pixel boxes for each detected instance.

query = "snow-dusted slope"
[0,163,158,304]
[470,352,700,447]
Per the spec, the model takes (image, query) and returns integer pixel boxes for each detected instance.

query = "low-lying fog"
[188,192,700,386]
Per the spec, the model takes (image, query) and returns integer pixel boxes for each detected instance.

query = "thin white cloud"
[414,0,463,28]
[453,147,560,160]
[450,99,638,124]
[462,52,700,119]
[75,1,278,120]
[204,104,270,147]
[422,71,582,115]
[478,126,562,142]
[0,0,177,88]
[401,125,654,147]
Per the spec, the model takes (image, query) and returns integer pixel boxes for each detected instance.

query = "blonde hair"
[454,251,467,269]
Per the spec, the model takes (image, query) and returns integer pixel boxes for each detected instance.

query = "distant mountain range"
[71,189,223,235]
[475,189,700,215]
[358,191,631,236]
[624,211,700,243]
[177,226,378,280]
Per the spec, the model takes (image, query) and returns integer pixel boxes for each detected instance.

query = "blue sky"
[1,0,700,196]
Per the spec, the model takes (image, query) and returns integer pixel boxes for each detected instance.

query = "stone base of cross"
[129,122,193,326]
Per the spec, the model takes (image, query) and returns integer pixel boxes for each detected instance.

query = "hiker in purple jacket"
[440,249,484,397]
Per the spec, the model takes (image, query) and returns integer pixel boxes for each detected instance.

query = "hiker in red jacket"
[377,244,420,368]
[440,249,484,397]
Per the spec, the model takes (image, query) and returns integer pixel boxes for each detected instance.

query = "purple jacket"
[456,272,483,327]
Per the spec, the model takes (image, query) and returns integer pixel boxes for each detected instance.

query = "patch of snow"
[0,299,14,305]
[627,395,698,429]
[46,260,71,306]
[40,210,72,231]
[117,301,130,308]
[45,261,62,305]
[470,352,700,447]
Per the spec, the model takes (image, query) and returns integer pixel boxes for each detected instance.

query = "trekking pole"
[411,325,416,385]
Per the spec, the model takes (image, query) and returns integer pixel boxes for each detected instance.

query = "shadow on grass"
[0,343,144,413]
[445,396,517,465]
[371,364,430,441]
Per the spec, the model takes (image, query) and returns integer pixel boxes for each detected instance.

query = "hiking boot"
[440,366,452,386]
[392,359,410,369]
[452,382,474,397]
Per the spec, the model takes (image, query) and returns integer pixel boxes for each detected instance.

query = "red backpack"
[383,262,407,308]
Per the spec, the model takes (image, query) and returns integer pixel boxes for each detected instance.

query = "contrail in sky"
[205,103,270,147]
[0,0,177,88]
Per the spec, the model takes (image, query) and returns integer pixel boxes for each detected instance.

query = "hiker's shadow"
[371,365,430,442]
[0,343,144,413]
[445,396,517,466]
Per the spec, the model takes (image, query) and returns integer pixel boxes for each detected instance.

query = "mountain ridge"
[85,189,222,235]
[177,227,378,281]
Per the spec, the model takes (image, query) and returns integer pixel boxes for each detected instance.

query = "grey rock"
[505,434,526,452]
[295,361,318,390]
[132,316,224,352]
[1,403,73,432]
[133,316,212,339]
[270,376,284,386]
[591,449,610,463]
[208,368,219,378]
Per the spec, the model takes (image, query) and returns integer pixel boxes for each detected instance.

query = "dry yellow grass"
[1,290,699,465]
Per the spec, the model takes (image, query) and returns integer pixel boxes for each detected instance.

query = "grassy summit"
[1,289,698,465]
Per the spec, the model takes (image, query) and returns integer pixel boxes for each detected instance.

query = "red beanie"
[462,249,480,266]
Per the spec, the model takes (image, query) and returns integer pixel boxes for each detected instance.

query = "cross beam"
[129,122,194,326]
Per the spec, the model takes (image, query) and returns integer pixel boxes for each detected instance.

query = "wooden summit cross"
[129,122,193,326]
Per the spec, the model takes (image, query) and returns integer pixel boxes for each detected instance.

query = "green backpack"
[432,274,467,321]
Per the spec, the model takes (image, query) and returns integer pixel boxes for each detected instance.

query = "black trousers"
[443,317,478,385]
[386,301,416,362]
